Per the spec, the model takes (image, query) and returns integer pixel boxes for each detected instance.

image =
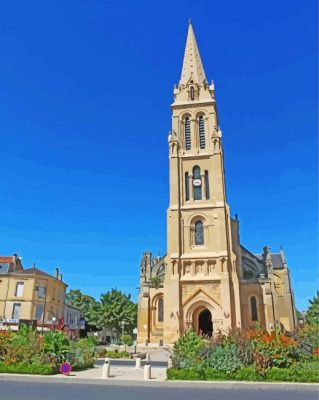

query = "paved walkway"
[58,361,167,381]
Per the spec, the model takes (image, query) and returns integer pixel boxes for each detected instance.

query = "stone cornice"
[171,101,215,110]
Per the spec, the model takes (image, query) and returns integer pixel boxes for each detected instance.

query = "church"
[137,22,297,344]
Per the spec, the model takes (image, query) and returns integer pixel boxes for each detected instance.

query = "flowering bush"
[170,328,310,380]
[246,329,303,375]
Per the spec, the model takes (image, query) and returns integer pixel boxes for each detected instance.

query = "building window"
[15,282,24,297]
[198,116,205,149]
[185,172,190,201]
[184,117,191,150]
[35,304,44,321]
[250,296,258,321]
[12,303,21,320]
[195,221,204,245]
[37,286,46,299]
[158,298,164,322]
[193,166,202,200]
[205,170,210,200]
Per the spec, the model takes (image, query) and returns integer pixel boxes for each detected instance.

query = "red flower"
[314,347,319,355]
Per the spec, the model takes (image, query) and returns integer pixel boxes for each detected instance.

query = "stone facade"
[0,256,67,330]
[137,22,297,344]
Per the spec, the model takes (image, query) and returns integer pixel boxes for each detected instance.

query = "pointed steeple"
[180,20,207,86]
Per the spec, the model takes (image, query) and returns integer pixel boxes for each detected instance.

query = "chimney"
[59,274,63,282]
[55,267,59,279]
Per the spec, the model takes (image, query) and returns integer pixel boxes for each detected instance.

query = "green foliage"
[90,289,137,333]
[0,362,54,375]
[0,325,98,375]
[172,330,206,370]
[167,363,319,383]
[118,334,133,346]
[306,290,319,327]
[4,324,42,365]
[300,291,319,351]
[66,289,96,320]
[301,325,319,350]
[204,343,244,374]
[67,338,96,369]
[105,350,130,359]
[43,331,70,363]
[167,368,203,380]
[150,276,162,289]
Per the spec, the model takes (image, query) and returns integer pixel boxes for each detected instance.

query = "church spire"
[180,21,207,86]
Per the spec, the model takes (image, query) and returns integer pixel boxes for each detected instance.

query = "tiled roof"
[0,256,14,263]
[13,267,52,278]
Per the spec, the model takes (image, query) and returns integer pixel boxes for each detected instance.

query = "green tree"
[305,291,319,327]
[66,289,96,320]
[93,289,137,334]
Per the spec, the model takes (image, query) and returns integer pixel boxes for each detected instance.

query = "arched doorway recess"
[198,309,213,336]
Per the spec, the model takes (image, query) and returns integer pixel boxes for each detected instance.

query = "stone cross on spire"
[179,20,207,86]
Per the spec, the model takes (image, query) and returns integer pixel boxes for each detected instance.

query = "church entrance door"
[198,309,213,336]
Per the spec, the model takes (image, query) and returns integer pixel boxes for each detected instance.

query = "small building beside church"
[137,22,297,345]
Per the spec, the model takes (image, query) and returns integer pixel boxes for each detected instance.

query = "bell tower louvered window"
[185,172,190,201]
[205,170,210,200]
[184,117,191,150]
[199,116,205,149]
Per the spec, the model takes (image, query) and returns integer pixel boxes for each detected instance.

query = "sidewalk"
[59,362,167,381]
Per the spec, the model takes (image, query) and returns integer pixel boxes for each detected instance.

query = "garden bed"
[0,325,96,375]
[168,328,319,384]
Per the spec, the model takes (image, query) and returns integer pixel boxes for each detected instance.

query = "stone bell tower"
[163,21,242,343]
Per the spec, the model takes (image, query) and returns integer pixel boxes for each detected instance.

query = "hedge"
[104,351,130,359]
[167,363,319,383]
[0,362,54,375]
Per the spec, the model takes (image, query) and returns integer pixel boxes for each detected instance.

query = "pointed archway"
[198,309,213,336]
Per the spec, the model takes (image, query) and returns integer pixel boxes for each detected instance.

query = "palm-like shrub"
[43,331,70,362]
[67,338,96,369]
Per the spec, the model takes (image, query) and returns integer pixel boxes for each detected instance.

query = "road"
[0,380,317,400]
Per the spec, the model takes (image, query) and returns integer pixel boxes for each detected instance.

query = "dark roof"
[254,253,284,269]
[271,254,285,269]
[13,267,53,278]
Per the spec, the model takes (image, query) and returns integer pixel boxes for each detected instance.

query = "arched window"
[250,296,258,321]
[195,220,204,245]
[184,117,191,150]
[205,170,210,200]
[198,116,205,149]
[185,172,190,201]
[193,166,202,200]
[158,298,164,322]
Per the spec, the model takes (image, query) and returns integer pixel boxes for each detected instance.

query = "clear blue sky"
[0,0,317,311]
